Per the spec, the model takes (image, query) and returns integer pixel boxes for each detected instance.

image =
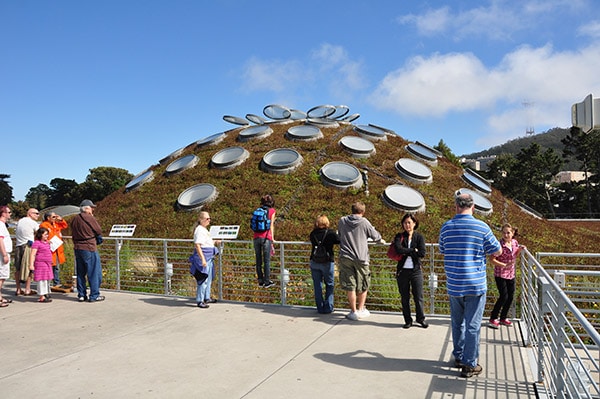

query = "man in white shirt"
[14,208,40,295]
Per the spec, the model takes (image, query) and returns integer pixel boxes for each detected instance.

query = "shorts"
[0,260,9,279]
[338,257,370,292]
[14,245,26,272]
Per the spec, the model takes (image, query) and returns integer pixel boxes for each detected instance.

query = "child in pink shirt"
[488,224,525,328]
[29,228,54,303]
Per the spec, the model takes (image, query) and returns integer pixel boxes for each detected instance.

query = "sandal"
[15,289,25,296]
[1,298,13,304]
[24,290,38,296]
[38,297,52,303]
[0,302,8,308]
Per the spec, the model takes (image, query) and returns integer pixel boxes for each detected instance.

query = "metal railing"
[57,236,599,398]
[520,251,600,399]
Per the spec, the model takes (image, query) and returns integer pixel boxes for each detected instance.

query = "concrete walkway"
[0,282,536,399]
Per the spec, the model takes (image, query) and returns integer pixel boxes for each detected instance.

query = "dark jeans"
[310,260,335,313]
[491,276,515,320]
[75,249,102,301]
[253,237,271,284]
[396,268,425,324]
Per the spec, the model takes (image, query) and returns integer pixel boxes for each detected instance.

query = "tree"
[0,174,13,205]
[25,183,52,209]
[47,178,79,206]
[562,127,600,217]
[76,167,133,203]
[488,143,562,217]
[435,139,461,166]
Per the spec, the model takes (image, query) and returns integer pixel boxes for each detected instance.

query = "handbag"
[387,235,405,262]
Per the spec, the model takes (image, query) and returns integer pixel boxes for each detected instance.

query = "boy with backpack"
[251,194,276,288]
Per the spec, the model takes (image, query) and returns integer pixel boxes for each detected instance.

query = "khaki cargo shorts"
[338,257,370,292]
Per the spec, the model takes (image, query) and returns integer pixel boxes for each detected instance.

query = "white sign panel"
[109,224,137,237]
[209,225,240,240]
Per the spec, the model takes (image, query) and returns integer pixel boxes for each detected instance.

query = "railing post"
[537,276,551,384]
[279,242,288,305]
[162,240,169,295]
[115,239,121,291]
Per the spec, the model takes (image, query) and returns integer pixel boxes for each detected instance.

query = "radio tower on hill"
[523,101,535,136]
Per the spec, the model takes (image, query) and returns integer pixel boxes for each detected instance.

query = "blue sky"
[2,0,600,201]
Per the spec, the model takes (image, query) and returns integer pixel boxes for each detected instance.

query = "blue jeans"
[203,258,214,301]
[310,260,335,313]
[75,249,102,301]
[253,237,271,284]
[449,294,486,368]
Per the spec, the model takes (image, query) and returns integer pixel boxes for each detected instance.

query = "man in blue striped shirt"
[439,193,502,378]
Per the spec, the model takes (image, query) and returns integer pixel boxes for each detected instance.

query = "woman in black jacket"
[393,213,427,329]
[309,214,340,314]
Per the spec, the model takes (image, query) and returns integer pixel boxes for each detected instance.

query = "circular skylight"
[320,162,363,189]
[406,143,438,166]
[289,109,307,120]
[125,170,154,192]
[395,158,433,184]
[382,184,426,212]
[455,187,493,215]
[286,125,323,141]
[369,123,396,135]
[159,147,185,165]
[177,183,218,211]
[307,118,339,128]
[339,136,375,158]
[195,132,226,148]
[165,154,199,176]
[341,113,360,122]
[263,104,291,120]
[462,169,492,195]
[416,141,442,157]
[223,115,249,126]
[238,125,273,142]
[246,113,267,125]
[329,105,350,119]
[211,146,250,169]
[354,124,388,141]
[307,104,336,118]
[261,148,303,174]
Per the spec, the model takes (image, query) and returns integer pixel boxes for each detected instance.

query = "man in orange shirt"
[40,211,68,288]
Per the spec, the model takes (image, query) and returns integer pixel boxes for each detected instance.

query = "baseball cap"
[80,199,97,208]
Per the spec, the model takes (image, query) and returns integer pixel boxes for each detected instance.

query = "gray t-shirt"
[338,214,382,264]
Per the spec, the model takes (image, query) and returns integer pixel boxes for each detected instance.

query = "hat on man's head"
[80,199,97,208]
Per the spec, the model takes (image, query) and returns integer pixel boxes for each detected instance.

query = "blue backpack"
[250,206,271,232]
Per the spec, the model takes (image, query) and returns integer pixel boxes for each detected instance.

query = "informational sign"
[109,224,137,237]
[209,225,240,240]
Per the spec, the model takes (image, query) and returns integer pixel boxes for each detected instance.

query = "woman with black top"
[393,213,428,329]
[309,214,340,314]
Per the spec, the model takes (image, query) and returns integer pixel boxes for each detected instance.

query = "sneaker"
[89,295,105,302]
[263,281,275,288]
[346,311,359,321]
[489,319,500,329]
[417,320,429,328]
[454,359,465,368]
[197,302,210,309]
[357,307,370,318]
[403,322,412,329]
[78,296,88,302]
[461,364,483,378]
[205,298,218,304]
[500,319,513,326]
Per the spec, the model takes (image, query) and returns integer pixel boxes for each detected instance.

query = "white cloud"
[240,44,367,101]
[240,57,308,93]
[578,20,600,38]
[369,42,600,144]
[397,0,591,41]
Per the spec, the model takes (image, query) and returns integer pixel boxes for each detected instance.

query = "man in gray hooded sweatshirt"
[338,201,384,320]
